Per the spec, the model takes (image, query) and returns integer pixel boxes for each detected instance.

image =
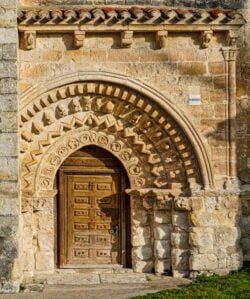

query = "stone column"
[129,190,153,273]
[221,46,240,189]
[171,197,191,278]
[0,0,20,293]
[21,192,57,277]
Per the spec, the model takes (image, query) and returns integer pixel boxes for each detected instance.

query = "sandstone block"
[133,260,153,273]
[133,245,152,261]
[0,157,18,180]
[38,232,54,252]
[23,249,35,272]
[213,76,226,89]
[0,216,18,237]
[154,210,171,224]
[154,259,171,274]
[0,94,17,111]
[214,226,240,248]
[171,249,189,271]
[100,273,147,283]
[154,240,170,259]
[190,211,219,227]
[0,197,19,216]
[178,62,206,76]
[2,44,17,60]
[0,239,18,260]
[0,112,17,132]
[131,209,148,226]
[132,226,151,246]
[208,62,225,74]
[0,62,17,79]
[171,232,189,249]
[0,257,13,279]
[190,253,218,271]
[0,78,17,94]
[0,28,17,44]
[154,224,172,240]
[35,252,54,272]
[172,211,189,230]
[189,227,214,253]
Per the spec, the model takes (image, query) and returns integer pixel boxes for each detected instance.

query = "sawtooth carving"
[20,82,201,196]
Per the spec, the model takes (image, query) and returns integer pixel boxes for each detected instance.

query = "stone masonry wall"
[0,0,21,293]
[238,1,250,263]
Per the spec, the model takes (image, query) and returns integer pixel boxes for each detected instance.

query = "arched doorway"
[58,145,131,268]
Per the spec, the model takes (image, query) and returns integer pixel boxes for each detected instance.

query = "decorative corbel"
[74,30,85,48]
[121,30,133,48]
[156,30,168,49]
[23,30,36,50]
[201,30,213,48]
[226,30,239,47]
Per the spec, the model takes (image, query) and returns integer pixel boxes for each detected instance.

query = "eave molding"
[18,7,245,50]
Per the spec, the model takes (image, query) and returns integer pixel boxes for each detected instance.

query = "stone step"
[100,273,148,284]
[32,271,148,285]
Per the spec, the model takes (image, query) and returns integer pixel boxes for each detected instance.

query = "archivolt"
[20,71,213,194]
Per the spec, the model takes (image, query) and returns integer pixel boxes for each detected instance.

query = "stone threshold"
[21,269,177,292]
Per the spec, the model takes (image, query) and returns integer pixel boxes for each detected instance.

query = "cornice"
[18,6,245,50]
[18,7,245,29]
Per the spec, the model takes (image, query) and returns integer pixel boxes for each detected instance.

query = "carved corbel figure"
[23,31,36,50]
[227,30,239,47]
[201,30,213,48]
[121,30,133,48]
[74,30,85,48]
[156,30,168,49]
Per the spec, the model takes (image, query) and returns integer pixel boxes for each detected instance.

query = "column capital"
[221,47,239,62]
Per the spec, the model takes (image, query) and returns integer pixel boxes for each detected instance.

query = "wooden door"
[58,146,129,268]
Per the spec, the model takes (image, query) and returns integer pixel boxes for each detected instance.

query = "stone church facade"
[0,0,249,293]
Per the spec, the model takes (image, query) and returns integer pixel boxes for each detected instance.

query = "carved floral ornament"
[18,7,245,50]
[20,81,203,196]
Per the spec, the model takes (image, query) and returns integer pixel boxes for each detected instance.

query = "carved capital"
[201,30,213,49]
[174,197,192,211]
[221,47,239,62]
[227,30,239,47]
[126,188,174,210]
[156,30,168,49]
[74,30,85,48]
[23,30,36,50]
[121,30,133,48]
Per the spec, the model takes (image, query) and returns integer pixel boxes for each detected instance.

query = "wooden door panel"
[60,172,121,267]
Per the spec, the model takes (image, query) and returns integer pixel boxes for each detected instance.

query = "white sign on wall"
[188,86,201,106]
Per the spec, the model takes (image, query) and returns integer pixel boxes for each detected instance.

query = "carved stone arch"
[35,129,149,194]
[20,71,214,198]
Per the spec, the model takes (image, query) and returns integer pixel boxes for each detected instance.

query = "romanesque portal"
[19,72,240,278]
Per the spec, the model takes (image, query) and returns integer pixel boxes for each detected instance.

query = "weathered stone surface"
[189,227,214,254]
[35,252,54,272]
[0,216,18,237]
[132,226,151,247]
[190,253,218,271]
[133,246,152,261]
[154,225,172,240]
[154,240,170,259]
[154,259,171,274]
[47,273,100,285]
[214,226,240,248]
[171,232,189,249]
[133,260,153,273]
[171,249,189,271]
[100,273,147,283]
[154,211,171,224]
